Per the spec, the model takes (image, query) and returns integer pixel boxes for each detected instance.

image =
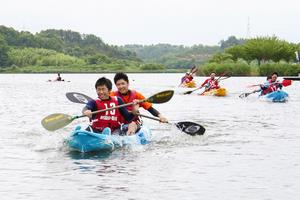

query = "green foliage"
[140,63,165,71]
[0,26,139,60]
[121,44,220,68]
[85,54,112,65]
[258,63,300,76]
[0,34,10,67]
[209,52,234,63]
[200,61,252,76]
[224,36,300,64]
[219,36,246,49]
[8,48,85,67]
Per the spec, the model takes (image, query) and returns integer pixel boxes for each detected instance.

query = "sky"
[1,0,299,46]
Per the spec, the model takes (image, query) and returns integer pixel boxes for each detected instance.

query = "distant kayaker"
[48,73,65,82]
[111,72,168,134]
[56,73,63,81]
[82,77,139,135]
[179,66,198,87]
[199,72,220,91]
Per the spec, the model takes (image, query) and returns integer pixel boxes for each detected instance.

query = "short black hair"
[95,77,112,90]
[272,72,278,76]
[114,72,129,84]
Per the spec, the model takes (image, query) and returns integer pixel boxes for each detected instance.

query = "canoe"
[260,90,288,102]
[201,88,227,96]
[183,81,197,88]
[66,125,152,153]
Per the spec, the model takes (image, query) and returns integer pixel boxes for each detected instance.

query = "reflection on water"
[0,74,300,200]
[66,150,112,160]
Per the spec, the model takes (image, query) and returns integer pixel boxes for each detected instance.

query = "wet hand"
[83,110,92,118]
[158,114,168,123]
[132,99,140,115]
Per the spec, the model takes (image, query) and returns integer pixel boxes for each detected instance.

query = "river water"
[0,73,299,200]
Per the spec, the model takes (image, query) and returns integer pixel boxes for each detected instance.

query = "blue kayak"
[261,90,289,102]
[66,125,152,153]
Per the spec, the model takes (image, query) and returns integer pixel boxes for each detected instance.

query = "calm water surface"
[0,74,299,200]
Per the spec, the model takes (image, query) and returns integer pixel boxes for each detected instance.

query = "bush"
[199,61,251,76]
[259,63,300,76]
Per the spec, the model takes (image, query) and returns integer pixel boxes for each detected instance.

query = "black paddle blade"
[239,93,250,98]
[175,121,205,136]
[183,90,193,95]
[147,90,174,103]
[66,92,93,104]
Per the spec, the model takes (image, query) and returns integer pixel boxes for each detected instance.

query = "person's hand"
[158,114,168,123]
[83,110,92,118]
[131,99,140,115]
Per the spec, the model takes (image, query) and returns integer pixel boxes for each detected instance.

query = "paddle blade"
[239,92,251,98]
[183,90,194,95]
[282,79,292,87]
[146,90,174,103]
[66,92,93,104]
[175,121,205,135]
[41,113,73,131]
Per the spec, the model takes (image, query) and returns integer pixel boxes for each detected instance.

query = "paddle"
[41,90,174,131]
[239,90,258,98]
[66,92,206,136]
[66,92,93,103]
[247,79,292,88]
[137,113,205,136]
[184,73,229,95]
[283,77,300,81]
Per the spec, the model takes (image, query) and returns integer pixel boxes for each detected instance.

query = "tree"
[219,36,245,49]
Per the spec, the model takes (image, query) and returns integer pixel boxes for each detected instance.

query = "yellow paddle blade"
[146,90,174,103]
[41,113,73,131]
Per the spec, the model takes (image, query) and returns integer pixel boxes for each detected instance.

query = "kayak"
[66,125,152,153]
[260,90,288,102]
[201,88,227,96]
[183,81,197,88]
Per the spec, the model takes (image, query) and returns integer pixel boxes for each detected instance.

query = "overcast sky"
[1,0,299,46]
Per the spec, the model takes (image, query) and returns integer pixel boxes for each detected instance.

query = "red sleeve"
[201,79,209,87]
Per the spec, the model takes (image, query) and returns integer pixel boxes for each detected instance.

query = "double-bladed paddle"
[65,92,206,136]
[41,90,174,131]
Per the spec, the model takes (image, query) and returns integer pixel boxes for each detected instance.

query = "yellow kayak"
[201,88,227,96]
[183,81,197,88]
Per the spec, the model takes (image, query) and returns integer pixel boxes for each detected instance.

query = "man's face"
[271,74,278,82]
[96,85,110,100]
[115,79,129,94]
[210,73,216,79]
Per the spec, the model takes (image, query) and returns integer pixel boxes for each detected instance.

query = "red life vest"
[116,90,137,111]
[261,81,280,95]
[207,79,219,90]
[91,96,121,132]
[185,76,193,83]
[115,90,141,124]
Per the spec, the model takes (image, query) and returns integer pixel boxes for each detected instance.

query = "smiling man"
[111,72,168,134]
